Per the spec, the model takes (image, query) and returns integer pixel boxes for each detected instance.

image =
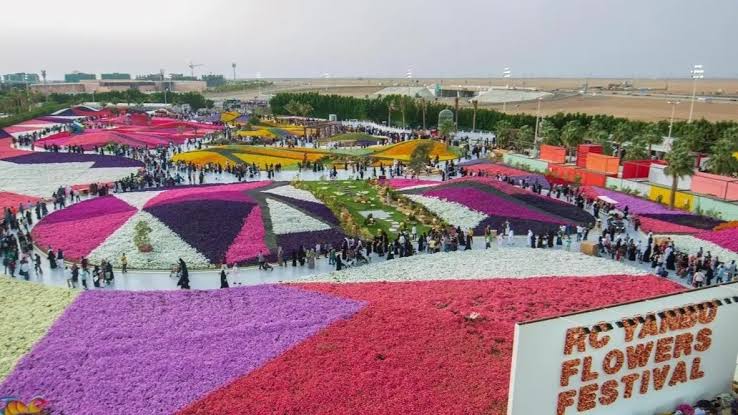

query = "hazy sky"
[2,0,736,80]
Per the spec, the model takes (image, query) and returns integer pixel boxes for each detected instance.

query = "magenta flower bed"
[696,228,738,253]
[225,205,269,264]
[39,196,135,225]
[592,187,681,215]
[0,286,364,415]
[145,181,270,208]
[424,187,563,224]
[32,210,135,260]
[382,178,440,189]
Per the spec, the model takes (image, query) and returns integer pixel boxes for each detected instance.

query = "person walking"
[177,258,190,289]
[120,253,128,274]
[219,265,229,288]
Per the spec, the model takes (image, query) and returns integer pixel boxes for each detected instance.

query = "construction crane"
[188,61,204,78]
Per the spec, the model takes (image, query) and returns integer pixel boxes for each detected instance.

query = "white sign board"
[507,283,738,415]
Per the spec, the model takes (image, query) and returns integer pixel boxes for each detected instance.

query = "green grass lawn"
[297,180,432,239]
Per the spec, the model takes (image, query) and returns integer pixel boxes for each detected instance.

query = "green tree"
[705,127,738,176]
[438,118,455,139]
[641,124,662,158]
[664,139,696,209]
[408,141,433,174]
[517,125,535,151]
[611,122,633,156]
[624,134,649,161]
[560,120,585,162]
[494,120,515,149]
[539,120,561,146]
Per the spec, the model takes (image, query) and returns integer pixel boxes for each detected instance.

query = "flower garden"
[29,181,355,269]
[0,133,144,211]
[172,145,330,169]
[0,260,684,414]
[401,177,595,234]
[295,180,439,238]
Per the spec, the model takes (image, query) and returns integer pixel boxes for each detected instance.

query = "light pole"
[164,87,169,105]
[534,97,543,154]
[687,64,704,123]
[667,100,680,139]
[502,67,511,112]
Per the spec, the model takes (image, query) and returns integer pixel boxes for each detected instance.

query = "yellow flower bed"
[237,129,276,138]
[0,277,78,380]
[372,140,457,161]
[172,151,236,167]
[234,153,299,168]
[237,146,328,162]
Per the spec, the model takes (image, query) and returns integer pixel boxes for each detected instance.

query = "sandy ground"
[207,78,738,122]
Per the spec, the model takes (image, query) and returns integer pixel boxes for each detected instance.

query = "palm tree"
[706,127,738,176]
[611,122,633,157]
[624,134,649,161]
[560,120,585,163]
[539,120,560,146]
[664,139,696,209]
[387,100,397,127]
[641,124,663,158]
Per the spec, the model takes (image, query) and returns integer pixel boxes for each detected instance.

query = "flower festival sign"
[507,282,738,415]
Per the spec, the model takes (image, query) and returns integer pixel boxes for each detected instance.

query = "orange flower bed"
[372,140,457,162]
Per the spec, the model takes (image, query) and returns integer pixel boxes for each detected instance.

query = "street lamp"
[164,87,169,105]
[667,100,681,139]
[687,64,704,123]
[502,67,511,112]
[534,97,543,155]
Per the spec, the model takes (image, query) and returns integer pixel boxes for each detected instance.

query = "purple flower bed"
[511,174,550,190]
[424,187,563,224]
[145,199,256,263]
[593,187,681,215]
[39,196,136,225]
[511,194,595,225]
[474,216,561,235]
[638,213,724,230]
[0,286,364,415]
[275,228,346,259]
[3,152,143,168]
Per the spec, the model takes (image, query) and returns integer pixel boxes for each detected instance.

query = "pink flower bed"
[696,227,738,253]
[33,210,135,260]
[225,206,269,264]
[144,181,271,207]
[381,178,440,189]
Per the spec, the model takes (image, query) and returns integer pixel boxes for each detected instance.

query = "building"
[30,79,207,95]
[64,72,97,83]
[201,74,226,88]
[2,72,40,85]
[170,73,197,81]
[100,73,131,80]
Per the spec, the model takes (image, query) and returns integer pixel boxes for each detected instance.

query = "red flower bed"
[178,276,682,415]
[637,215,702,234]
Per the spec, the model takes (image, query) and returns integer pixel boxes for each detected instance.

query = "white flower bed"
[263,185,322,203]
[303,248,648,283]
[89,211,210,269]
[406,194,486,230]
[266,198,331,235]
[656,234,738,263]
[113,190,164,210]
[0,161,138,198]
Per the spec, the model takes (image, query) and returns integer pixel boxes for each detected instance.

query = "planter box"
[585,153,620,175]
[648,163,692,190]
[690,171,738,201]
[539,145,566,164]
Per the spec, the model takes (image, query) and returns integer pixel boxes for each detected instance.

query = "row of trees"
[270,92,738,177]
[0,87,213,129]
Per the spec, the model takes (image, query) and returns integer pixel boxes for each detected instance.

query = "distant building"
[30,79,207,95]
[100,73,131,80]
[170,73,197,81]
[136,73,165,81]
[65,72,97,83]
[2,72,40,85]
[201,74,226,88]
